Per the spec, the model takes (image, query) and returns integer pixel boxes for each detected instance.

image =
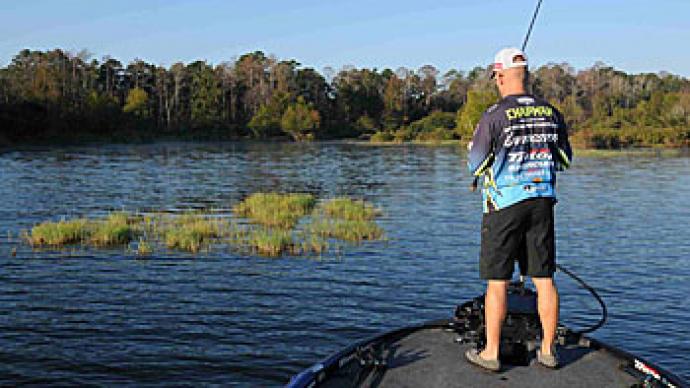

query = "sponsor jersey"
[467,94,573,213]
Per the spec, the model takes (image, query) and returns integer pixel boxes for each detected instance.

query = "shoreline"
[1,137,687,158]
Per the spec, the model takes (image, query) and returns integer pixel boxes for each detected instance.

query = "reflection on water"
[0,142,688,385]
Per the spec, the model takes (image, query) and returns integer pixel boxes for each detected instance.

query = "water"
[0,142,688,385]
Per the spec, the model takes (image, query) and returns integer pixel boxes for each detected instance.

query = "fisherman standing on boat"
[464,47,573,372]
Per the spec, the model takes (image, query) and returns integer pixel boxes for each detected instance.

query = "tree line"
[0,48,688,147]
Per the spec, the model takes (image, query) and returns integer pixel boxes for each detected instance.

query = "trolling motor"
[451,263,608,366]
[452,280,543,366]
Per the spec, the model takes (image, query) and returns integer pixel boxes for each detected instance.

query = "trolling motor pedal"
[453,281,542,366]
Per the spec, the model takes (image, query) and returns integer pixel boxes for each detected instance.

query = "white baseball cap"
[492,47,528,76]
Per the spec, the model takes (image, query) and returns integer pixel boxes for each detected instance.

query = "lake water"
[0,142,688,385]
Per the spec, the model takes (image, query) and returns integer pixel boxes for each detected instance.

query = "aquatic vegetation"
[298,235,329,255]
[27,212,140,247]
[27,218,90,246]
[89,212,135,246]
[245,228,294,257]
[162,215,228,253]
[136,238,152,256]
[24,193,386,258]
[164,228,205,253]
[308,219,384,242]
[320,197,380,221]
[233,193,315,229]
[307,197,384,244]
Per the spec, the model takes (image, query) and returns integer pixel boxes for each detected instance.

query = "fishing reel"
[452,281,543,366]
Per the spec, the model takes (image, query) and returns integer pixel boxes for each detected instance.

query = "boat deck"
[324,328,640,388]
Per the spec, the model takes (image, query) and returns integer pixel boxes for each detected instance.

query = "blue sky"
[1,0,688,76]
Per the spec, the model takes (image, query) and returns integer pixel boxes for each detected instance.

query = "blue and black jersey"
[467,94,573,213]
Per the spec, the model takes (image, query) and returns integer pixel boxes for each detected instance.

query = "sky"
[1,0,689,76]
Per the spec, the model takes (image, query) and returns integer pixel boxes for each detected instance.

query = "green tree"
[333,67,385,130]
[123,87,148,117]
[248,105,281,138]
[455,88,498,140]
[1,47,689,147]
[248,91,290,138]
[555,95,585,129]
[281,97,320,141]
[188,61,221,127]
[356,114,378,134]
[382,75,404,129]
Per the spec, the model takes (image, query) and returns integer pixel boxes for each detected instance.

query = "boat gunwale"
[285,317,687,388]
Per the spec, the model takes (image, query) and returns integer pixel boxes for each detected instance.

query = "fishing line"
[522,0,608,335]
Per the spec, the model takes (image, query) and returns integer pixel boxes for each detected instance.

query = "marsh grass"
[162,214,229,253]
[306,197,384,244]
[298,235,329,255]
[308,219,384,242]
[89,212,135,246]
[25,193,385,257]
[28,218,90,246]
[27,211,237,254]
[28,212,141,247]
[320,197,380,221]
[136,238,152,256]
[234,193,315,229]
[245,228,293,257]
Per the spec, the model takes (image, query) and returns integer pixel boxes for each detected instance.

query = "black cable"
[522,0,543,52]
[556,263,607,334]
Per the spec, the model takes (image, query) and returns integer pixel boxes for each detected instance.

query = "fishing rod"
[521,0,543,52]
[470,0,544,192]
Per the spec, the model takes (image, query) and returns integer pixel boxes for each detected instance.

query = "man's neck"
[500,88,527,98]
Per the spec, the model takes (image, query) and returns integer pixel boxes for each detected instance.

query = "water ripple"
[0,143,688,385]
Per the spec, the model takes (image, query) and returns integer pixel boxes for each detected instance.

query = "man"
[464,47,573,372]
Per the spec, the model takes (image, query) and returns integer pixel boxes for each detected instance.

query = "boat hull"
[287,318,686,388]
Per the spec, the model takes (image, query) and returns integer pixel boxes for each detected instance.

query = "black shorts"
[480,197,555,280]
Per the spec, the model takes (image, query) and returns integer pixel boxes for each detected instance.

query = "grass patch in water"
[89,212,135,246]
[308,219,384,242]
[162,214,229,253]
[136,238,153,256]
[245,228,293,257]
[307,197,384,244]
[233,193,315,229]
[28,212,138,247]
[25,193,386,258]
[298,235,329,255]
[27,218,90,246]
[243,229,329,257]
[320,197,380,221]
